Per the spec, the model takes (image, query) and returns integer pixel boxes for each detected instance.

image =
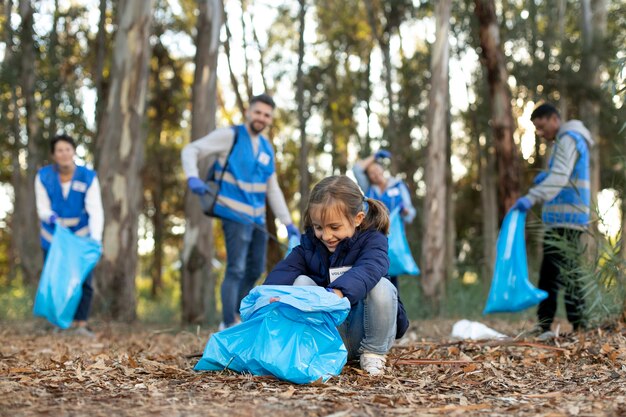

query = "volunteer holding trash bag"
[35,134,104,336]
[264,176,409,376]
[181,93,299,330]
[352,151,416,289]
[511,103,593,338]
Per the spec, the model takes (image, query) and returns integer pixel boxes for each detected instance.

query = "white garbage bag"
[451,319,508,340]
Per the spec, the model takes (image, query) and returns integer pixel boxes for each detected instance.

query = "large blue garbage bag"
[388,207,420,276]
[285,235,300,257]
[195,285,351,384]
[33,226,102,329]
[483,209,548,314]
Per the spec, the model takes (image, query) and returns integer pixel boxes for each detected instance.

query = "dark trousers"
[43,249,94,322]
[388,276,399,290]
[537,228,585,331]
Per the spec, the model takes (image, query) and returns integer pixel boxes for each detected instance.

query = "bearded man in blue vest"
[512,103,593,338]
[35,134,104,337]
[182,94,299,330]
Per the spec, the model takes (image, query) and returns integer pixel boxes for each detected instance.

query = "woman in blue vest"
[352,151,416,290]
[182,94,299,330]
[35,134,104,336]
[512,103,593,340]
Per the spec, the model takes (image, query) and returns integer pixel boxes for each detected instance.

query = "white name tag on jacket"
[258,152,271,166]
[71,181,88,193]
[329,266,352,283]
[386,187,400,197]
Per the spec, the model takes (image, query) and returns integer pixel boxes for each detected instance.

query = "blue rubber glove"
[286,224,301,239]
[48,213,58,224]
[374,150,391,159]
[187,177,209,195]
[511,197,533,212]
[533,171,549,185]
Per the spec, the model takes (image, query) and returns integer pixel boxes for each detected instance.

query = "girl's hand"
[331,289,344,298]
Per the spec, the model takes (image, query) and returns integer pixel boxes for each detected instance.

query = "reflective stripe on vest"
[213,124,275,224]
[542,130,590,227]
[38,164,96,249]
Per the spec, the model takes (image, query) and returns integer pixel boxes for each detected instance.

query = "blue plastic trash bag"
[388,207,420,276]
[33,226,102,329]
[195,285,351,384]
[285,235,300,257]
[483,209,548,314]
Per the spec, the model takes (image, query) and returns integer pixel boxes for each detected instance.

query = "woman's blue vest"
[39,164,96,250]
[366,180,406,213]
[213,124,275,225]
[542,131,590,227]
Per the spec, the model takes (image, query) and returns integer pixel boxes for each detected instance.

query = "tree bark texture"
[13,0,43,286]
[94,0,154,321]
[474,0,520,220]
[181,0,222,324]
[296,0,309,227]
[421,0,450,305]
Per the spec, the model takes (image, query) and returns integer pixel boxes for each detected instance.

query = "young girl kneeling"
[264,175,409,375]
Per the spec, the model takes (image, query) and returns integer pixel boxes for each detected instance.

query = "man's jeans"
[293,275,397,358]
[221,218,268,326]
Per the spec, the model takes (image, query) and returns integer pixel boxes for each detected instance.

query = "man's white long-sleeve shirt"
[181,127,292,226]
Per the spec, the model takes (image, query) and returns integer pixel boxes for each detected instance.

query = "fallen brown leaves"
[1,319,625,416]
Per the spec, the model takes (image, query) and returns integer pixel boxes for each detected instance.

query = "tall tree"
[95,0,154,320]
[296,0,309,226]
[13,0,43,286]
[181,0,222,324]
[474,0,520,219]
[580,0,607,213]
[421,0,450,307]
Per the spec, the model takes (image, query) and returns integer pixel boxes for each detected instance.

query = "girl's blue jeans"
[293,275,397,358]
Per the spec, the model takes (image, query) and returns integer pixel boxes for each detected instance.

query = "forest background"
[0,0,624,327]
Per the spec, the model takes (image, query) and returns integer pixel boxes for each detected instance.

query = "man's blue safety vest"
[212,124,275,225]
[542,130,590,228]
[39,164,96,250]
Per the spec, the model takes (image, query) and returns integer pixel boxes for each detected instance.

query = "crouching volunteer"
[264,176,409,376]
[181,93,300,330]
[35,134,104,337]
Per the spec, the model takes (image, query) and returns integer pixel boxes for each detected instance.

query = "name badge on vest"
[387,187,400,197]
[71,181,88,193]
[329,266,352,283]
[258,152,271,166]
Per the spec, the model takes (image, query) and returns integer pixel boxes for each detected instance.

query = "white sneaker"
[360,352,386,376]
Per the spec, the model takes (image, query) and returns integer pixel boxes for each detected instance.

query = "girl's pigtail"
[360,197,390,234]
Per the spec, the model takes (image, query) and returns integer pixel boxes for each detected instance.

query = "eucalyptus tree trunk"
[421,0,450,308]
[13,0,43,286]
[94,0,154,321]
[296,0,309,227]
[474,0,520,220]
[93,0,108,138]
[181,0,223,324]
[580,0,607,224]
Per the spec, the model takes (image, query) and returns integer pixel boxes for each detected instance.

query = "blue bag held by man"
[388,207,420,277]
[33,226,102,329]
[483,209,548,314]
[195,285,351,384]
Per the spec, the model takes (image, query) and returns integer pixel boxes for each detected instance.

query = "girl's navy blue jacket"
[264,228,409,339]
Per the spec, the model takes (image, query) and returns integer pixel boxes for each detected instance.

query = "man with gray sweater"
[512,103,593,338]
[182,94,299,330]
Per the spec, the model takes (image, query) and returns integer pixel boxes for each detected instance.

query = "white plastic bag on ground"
[451,319,508,340]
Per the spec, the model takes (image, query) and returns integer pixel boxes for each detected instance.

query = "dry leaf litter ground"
[1,319,625,417]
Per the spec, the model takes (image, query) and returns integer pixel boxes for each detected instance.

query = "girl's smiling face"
[309,203,365,252]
